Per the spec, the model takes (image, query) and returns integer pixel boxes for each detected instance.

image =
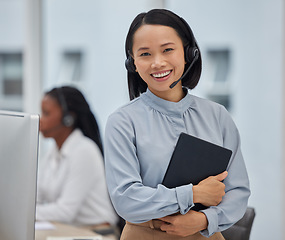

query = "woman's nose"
[151,55,166,69]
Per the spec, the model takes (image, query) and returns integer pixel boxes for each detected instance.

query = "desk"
[35,222,115,240]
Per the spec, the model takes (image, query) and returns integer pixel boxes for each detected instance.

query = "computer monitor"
[0,110,39,240]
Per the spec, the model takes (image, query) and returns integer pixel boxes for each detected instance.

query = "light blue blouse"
[104,88,250,237]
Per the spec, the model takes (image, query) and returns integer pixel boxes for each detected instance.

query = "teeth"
[152,71,171,78]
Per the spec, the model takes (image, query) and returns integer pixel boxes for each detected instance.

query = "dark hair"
[125,9,202,100]
[45,86,104,156]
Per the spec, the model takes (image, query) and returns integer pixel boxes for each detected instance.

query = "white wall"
[0,0,24,51]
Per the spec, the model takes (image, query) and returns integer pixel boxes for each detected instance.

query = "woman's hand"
[159,210,208,237]
[193,171,228,207]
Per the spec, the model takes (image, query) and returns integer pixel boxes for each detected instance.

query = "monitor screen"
[0,110,39,240]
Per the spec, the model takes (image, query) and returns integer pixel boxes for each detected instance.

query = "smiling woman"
[104,9,250,240]
[132,25,186,102]
[124,9,202,102]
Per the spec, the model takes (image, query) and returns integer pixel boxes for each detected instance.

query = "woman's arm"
[104,112,196,223]
[159,171,227,236]
[160,210,208,237]
[160,106,250,237]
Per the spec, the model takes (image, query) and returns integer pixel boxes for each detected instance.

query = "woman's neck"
[55,128,74,149]
[150,87,186,102]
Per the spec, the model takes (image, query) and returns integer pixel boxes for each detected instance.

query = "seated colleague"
[36,86,118,229]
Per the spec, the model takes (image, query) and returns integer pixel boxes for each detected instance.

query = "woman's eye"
[164,48,174,53]
[140,52,150,57]
[42,110,50,117]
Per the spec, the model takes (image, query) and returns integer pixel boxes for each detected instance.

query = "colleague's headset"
[56,88,75,127]
[125,12,200,89]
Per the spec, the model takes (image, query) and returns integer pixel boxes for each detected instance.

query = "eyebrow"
[137,47,149,52]
[161,42,175,47]
[136,42,175,53]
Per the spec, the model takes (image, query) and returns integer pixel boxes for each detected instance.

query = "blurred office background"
[0,0,284,239]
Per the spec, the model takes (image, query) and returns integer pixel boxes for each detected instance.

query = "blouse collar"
[52,129,82,160]
[141,88,196,117]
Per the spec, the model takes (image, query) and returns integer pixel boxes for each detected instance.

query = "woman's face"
[40,94,63,138]
[132,24,186,101]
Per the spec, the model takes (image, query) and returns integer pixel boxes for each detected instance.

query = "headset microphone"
[169,48,199,89]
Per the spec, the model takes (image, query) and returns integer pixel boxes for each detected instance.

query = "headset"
[56,88,75,127]
[125,11,200,89]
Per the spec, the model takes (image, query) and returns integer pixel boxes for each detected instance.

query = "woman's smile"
[151,70,172,82]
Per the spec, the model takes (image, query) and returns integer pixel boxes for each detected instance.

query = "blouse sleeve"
[104,112,195,223]
[200,106,251,237]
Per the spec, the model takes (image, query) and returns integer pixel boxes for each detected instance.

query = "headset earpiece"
[185,46,199,63]
[62,113,75,127]
[125,55,136,73]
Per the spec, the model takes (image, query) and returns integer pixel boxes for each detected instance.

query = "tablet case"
[162,132,232,211]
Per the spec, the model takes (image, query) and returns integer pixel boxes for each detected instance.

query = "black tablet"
[162,132,232,211]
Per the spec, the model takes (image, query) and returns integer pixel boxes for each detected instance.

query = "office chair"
[222,207,255,240]
[117,216,125,233]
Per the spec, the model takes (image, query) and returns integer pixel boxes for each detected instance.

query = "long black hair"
[125,9,202,100]
[45,86,104,156]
